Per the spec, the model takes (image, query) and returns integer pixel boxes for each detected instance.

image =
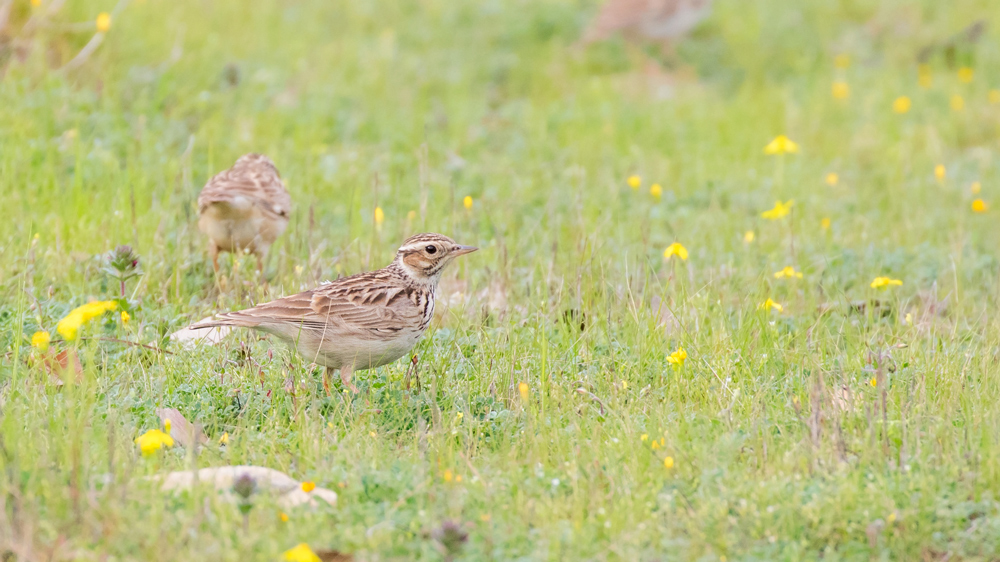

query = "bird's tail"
[189,311,263,330]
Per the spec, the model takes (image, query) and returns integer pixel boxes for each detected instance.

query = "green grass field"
[3,0,1000,559]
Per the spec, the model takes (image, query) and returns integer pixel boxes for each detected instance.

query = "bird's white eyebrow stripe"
[398,243,434,253]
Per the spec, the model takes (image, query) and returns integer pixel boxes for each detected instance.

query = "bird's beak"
[452,245,478,256]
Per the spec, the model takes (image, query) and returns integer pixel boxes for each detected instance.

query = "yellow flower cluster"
[773,266,802,279]
[96,12,112,32]
[283,543,321,562]
[56,301,118,340]
[870,276,902,289]
[763,135,799,155]
[666,347,687,366]
[134,428,174,456]
[31,331,51,351]
[760,298,783,312]
[663,242,688,261]
[761,200,794,220]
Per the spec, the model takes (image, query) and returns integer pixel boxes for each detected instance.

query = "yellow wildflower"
[760,200,794,220]
[374,206,384,227]
[834,54,850,69]
[463,196,473,210]
[640,434,649,442]
[134,428,174,456]
[990,90,1000,104]
[443,470,454,483]
[887,511,897,524]
[31,0,41,6]
[821,217,831,230]
[935,165,946,182]
[56,301,118,341]
[972,199,988,213]
[518,382,529,401]
[918,65,932,89]
[773,266,802,279]
[892,96,911,114]
[950,94,964,111]
[971,182,982,194]
[743,230,755,243]
[301,481,316,493]
[95,12,111,32]
[164,419,172,434]
[283,543,321,562]
[666,347,687,366]
[218,432,229,445]
[621,380,628,390]
[869,377,877,388]
[825,173,839,187]
[407,210,417,221]
[279,512,289,522]
[627,175,642,189]
[649,183,662,199]
[760,298,783,312]
[663,242,688,261]
[663,456,675,469]
[120,311,130,325]
[763,135,799,155]
[870,276,902,289]
[831,82,849,100]
[31,331,51,351]
[958,67,974,83]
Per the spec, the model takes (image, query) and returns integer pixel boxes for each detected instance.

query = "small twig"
[75,337,173,355]
[575,388,606,415]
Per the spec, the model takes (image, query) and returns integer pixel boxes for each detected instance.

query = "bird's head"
[395,233,477,284]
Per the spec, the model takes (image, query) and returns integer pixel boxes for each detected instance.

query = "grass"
[3,0,1000,559]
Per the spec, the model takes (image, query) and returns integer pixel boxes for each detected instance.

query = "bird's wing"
[215,278,419,339]
[197,154,291,219]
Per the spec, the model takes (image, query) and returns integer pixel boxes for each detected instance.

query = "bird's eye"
[425,245,437,254]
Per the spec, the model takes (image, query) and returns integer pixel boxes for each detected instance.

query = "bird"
[581,0,712,52]
[197,153,292,273]
[189,233,478,393]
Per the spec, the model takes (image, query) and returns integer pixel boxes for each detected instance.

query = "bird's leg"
[340,364,358,394]
[210,243,220,273]
[323,366,335,396]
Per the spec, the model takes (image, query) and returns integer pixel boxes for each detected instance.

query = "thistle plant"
[104,245,142,297]
[233,474,256,532]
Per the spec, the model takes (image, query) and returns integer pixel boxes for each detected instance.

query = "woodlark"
[190,233,477,392]
[198,153,292,272]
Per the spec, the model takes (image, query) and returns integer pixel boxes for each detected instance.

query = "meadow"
[2,0,1000,559]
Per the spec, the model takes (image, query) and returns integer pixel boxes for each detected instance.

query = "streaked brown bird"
[189,233,478,393]
[198,153,292,273]
[582,0,712,51]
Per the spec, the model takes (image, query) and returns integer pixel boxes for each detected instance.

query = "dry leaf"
[169,317,232,348]
[39,349,84,385]
[157,465,337,508]
[156,407,208,448]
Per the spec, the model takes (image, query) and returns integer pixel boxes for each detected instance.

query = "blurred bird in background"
[197,153,292,274]
[581,0,713,55]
